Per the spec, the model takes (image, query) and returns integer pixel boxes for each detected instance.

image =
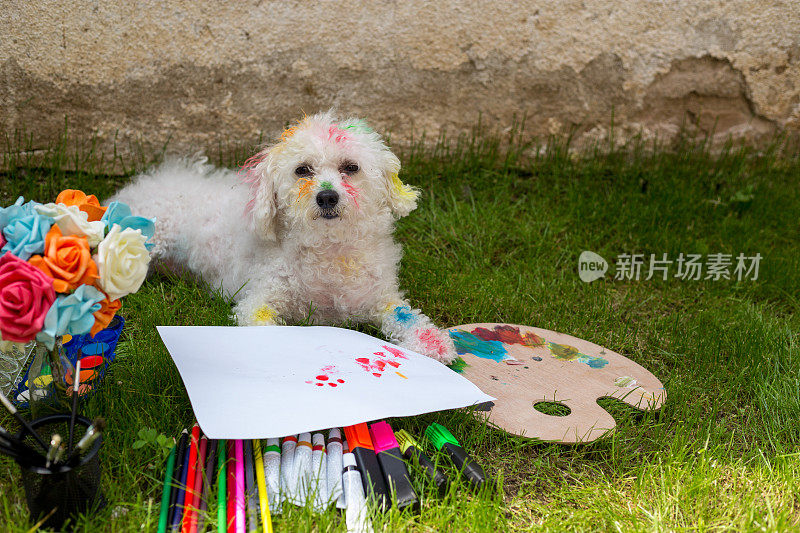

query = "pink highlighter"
[368,421,419,511]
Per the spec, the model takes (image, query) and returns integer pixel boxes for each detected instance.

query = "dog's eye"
[340,162,359,174]
[294,165,312,176]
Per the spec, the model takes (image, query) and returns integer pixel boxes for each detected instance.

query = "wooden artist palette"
[447,323,666,443]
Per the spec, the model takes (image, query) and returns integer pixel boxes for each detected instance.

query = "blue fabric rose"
[101,201,155,250]
[0,197,52,260]
[36,284,105,349]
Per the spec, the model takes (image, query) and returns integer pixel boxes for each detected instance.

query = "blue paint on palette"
[449,330,508,362]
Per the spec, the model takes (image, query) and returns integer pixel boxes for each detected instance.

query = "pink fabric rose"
[0,251,56,342]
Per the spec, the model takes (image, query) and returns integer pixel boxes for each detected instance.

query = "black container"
[16,414,105,530]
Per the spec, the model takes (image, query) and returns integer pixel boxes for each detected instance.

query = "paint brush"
[45,434,62,468]
[66,417,106,466]
[368,421,418,510]
[0,391,48,452]
[67,358,81,453]
[395,429,449,496]
[424,423,487,489]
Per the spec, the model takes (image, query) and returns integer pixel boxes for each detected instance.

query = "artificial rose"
[90,295,121,336]
[56,189,107,221]
[0,251,56,343]
[94,224,151,301]
[0,197,52,261]
[34,202,106,247]
[36,284,105,349]
[101,201,156,250]
[28,225,99,293]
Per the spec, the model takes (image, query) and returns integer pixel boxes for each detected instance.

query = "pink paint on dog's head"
[327,125,349,143]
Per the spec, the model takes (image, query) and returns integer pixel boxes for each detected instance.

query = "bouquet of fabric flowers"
[0,190,153,352]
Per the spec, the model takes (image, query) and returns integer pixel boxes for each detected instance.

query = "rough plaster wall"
[1,1,799,166]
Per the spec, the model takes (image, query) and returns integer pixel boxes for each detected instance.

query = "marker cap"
[425,423,460,450]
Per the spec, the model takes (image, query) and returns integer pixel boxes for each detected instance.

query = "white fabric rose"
[34,203,106,247]
[93,224,151,301]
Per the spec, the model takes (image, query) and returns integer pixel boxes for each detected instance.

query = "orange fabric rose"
[90,295,121,336]
[56,189,107,221]
[28,225,99,292]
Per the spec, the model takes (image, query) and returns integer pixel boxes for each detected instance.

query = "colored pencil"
[196,439,217,533]
[235,440,245,533]
[188,436,207,533]
[243,440,257,532]
[157,443,177,533]
[168,430,190,530]
[182,424,201,533]
[170,445,191,531]
[252,440,273,533]
[227,441,236,533]
[217,440,227,533]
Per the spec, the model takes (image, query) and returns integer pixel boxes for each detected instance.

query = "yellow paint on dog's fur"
[253,305,278,323]
[390,173,418,201]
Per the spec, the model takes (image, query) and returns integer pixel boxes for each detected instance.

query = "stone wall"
[2,1,798,166]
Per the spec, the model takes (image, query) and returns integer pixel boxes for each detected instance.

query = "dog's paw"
[405,326,458,364]
[234,303,281,326]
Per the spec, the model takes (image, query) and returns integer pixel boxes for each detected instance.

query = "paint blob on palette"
[447,323,666,443]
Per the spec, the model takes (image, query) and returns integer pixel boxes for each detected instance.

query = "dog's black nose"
[316,189,339,209]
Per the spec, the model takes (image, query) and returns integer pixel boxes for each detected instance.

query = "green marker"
[424,423,488,489]
[217,440,226,530]
[157,444,177,533]
[395,429,449,496]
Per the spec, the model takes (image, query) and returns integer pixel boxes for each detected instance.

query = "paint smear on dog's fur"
[252,305,278,324]
[328,125,348,143]
[343,119,373,134]
[239,152,267,214]
[297,177,315,201]
[392,305,415,328]
[342,180,360,208]
[390,173,417,202]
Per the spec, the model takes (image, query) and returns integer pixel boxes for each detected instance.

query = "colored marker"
[326,429,344,509]
[343,423,388,510]
[395,429,449,496]
[182,425,201,533]
[263,438,281,510]
[187,436,207,533]
[342,452,373,533]
[157,443,178,533]
[217,440,227,533]
[292,432,312,506]
[253,440,273,533]
[310,433,328,511]
[171,445,191,531]
[196,439,217,533]
[424,423,488,489]
[369,421,418,510]
[243,440,257,532]
[168,429,189,530]
[280,435,296,503]
[235,440,245,533]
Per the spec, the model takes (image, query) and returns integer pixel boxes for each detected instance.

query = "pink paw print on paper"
[306,365,346,387]
[356,346,409,379]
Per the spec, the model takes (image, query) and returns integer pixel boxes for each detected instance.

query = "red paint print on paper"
[306,365,345,387]
[356,347,407,378]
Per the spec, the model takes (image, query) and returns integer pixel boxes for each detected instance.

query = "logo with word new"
[578,251,608,282]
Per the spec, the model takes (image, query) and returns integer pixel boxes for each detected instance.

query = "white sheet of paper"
[156,326,494,439]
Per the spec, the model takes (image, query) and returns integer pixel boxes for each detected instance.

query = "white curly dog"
[112,112,457,363]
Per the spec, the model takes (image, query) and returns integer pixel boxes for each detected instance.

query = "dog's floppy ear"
[247,147,279,242]
[382,150,419,217]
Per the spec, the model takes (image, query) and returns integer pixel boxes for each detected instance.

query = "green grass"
[1,127,799,531]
